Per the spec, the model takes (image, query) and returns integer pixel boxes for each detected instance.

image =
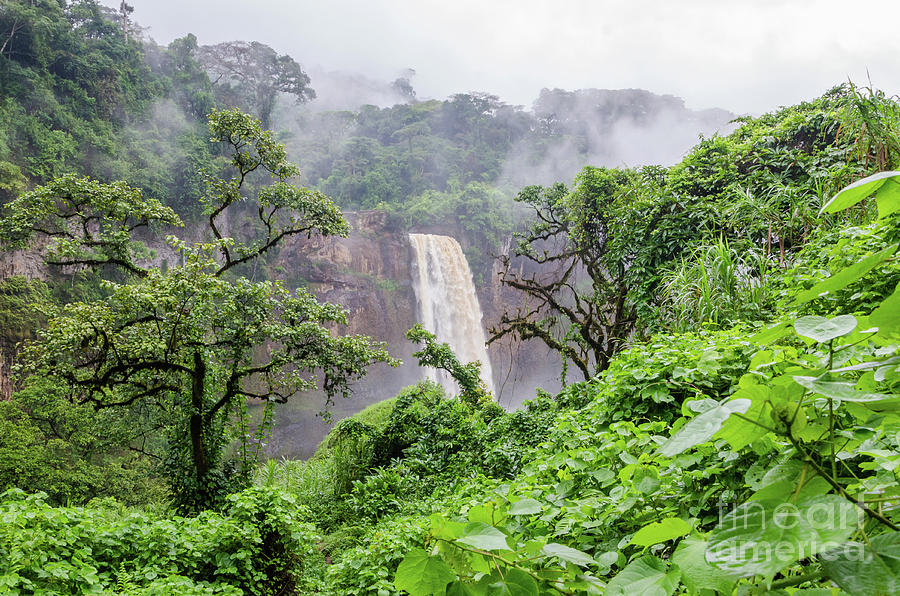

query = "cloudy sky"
[112,0,900,114]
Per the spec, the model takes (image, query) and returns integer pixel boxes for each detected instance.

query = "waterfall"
[409,233,495,395]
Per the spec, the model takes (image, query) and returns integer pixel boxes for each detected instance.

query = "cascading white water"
[409,233,495,394]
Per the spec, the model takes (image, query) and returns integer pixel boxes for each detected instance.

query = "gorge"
[263,215,562,458]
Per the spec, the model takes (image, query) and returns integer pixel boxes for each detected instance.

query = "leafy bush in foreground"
[0,485,319,595]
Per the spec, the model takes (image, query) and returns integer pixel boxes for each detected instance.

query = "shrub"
[0,485,319,595]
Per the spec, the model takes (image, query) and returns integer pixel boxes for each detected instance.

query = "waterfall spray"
[409,233,495,394]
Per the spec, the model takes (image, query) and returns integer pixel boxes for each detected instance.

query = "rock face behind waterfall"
[264,211,421,458]
[0,210,558,456]
[409,233,495,394]
[261,211,560,458]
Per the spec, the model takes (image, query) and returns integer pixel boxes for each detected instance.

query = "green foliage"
[407,323,491,407]
[1,109,394,511]
[658,238,772,331]
[304,95,525,210]
[589,327,755,424]
[775,216,900,316]
[326,515,429,595]
[0,0,221,216]
[374,172,900,595]
[0,275,48,343]
[0,173,182,273]
[0,378,167,506]
[0,485,319,594]
[822,169,900,219]
[4,34,900,593]
[492,86,895,383]
[349,467,419,521]
[314,396,398,461]
[198,40,315,130]
[841,83,900,171]
[492,164,718,381]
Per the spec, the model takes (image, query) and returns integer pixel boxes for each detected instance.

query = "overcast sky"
[112,0,900,115]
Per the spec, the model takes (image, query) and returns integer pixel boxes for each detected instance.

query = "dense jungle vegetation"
[2,1,900,595]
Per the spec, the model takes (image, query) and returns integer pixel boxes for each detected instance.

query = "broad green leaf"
[541,542,595,567]
[633,466,661,493]
[658,398,751,457]
[876,362,900,382]
[876,175,900,218]
[821,170,900,217]
[715,386,778,450]
[456,523,510,552]
[394,548,456,596]
[595,550,620,573]
[750,321,792,345]
[795,422,830,442]
[672,536,736,594]
[794,315,858,343]
[821,532,900,595]
[508,499,542,516]
[446,581,486,596]
[430,514,465,540]
[706,495,859,578]
[749,478,830,502]
[832,355,900,373]
[605,555,681,596]
[748,461,829,502]
[470,552,492,575]
[631,518,692,547]
[483,568,538,596]
[793,376,895,402]
[685,398,719,414]
[468,503,505,525]
[793,244,898,305]
[871,284,900,338]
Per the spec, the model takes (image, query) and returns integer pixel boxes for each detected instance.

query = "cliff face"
[276,211,417,343]
[0,249,49,281]
[263,210,561,458]
[0,210,558,456]
[263,211,425,458]
[0,249,48,400]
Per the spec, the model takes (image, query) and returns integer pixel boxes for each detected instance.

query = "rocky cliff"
[0,209,558,457]
[263,211,423,458]
[263,210,561,457]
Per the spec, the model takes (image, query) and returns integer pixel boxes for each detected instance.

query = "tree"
[406,324,489,408]
[0,0,62,61]
[198,41,315,129]
[490,166,709,381]
[118,1,133,42]
[390,68,417,102]
[0,109,394,510]
[147,33,217,121]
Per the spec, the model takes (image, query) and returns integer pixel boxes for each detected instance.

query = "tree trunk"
[1,20,21,57]
[190,351,209,481]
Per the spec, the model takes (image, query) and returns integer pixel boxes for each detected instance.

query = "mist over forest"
[2,2,900,595]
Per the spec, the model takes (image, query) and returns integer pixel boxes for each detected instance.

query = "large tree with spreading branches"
[198,41,315,129]
[0,108,394,510]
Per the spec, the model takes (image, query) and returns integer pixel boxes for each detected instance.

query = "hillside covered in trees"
[2,1,900,595]
[0,0,733,272]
